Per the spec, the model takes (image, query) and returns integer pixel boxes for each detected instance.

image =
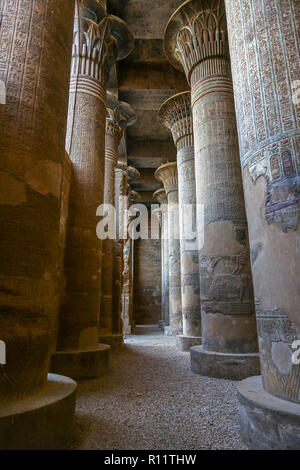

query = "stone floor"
[68,325,245,450]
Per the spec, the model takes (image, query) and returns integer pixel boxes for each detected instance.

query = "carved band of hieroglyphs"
[191,76,234,107]
[70,76,106,104]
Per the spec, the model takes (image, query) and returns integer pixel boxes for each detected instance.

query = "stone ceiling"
[107,0,188,199]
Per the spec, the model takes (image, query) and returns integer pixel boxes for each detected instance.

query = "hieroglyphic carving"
[158,91,201,338]
[225,0,300,401]
[155,163,182,335]
[100,95,136,337]
[164,0,257,354]
[0,0,75,401]
[153,188,169,326]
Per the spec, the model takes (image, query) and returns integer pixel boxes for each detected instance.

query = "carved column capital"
[116,160,128,173]
[106,92,136,141]
[129,190,141,204]
[71,1,134,90]
[158,91,193,149]
[127,166,140,184]
[155,162,178,195]
[105,119,122,138]
[153,188,168,207]
[164,0,230,86]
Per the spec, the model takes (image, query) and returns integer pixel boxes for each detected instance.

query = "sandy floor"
[68,326,245,450]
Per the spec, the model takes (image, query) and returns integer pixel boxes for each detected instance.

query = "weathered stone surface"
[55,2,135,373]
[153,189,169,327]
[98,334,124,352]
[121,179,140,333]
[238,376,300,450]
[158,91,201,343]
[176,335,202,352]
[190,346,259,380]
[155,162,182,335]
[113,162,128,338]
[100,94,136,343]
[225,0,300,404]
[51,346,110,380]
[56,1,108,364]
[133,236,162,325]
[164,0,258,374]
[0,0,74,402]
[0,374,77,450]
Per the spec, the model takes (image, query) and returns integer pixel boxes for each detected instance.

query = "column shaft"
[60,79,106,350]
[122,196,134,334]
[192,76,257,353]
[52,1,111,379]
[153,189,169,328]
[155,163,182,336]
[158,92,201,350]
[225,0,300,402]
[113,163,127,335]
[161,205,170,326]
[99,98,135,349]
[168,187,182,335]
[164,0,259,377]
[0,0,74,401]
[100,122,121,337]
[0,0,77,449]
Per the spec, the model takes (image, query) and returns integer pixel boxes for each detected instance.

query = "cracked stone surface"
[68,326,245,450]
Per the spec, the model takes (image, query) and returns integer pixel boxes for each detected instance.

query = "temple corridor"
[69,326,243,450]
[0,0,299,451]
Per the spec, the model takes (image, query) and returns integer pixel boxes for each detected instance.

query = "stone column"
[51,1,134,379]
[99,94,136,351]
[164,0,259,378]
[113,161,128,340]
[128,189,141,330]
[155,163,182,336]
[153,189,170,329]
[152,206,163,328]
[121,169,140,334]
[0,0,76,449]
[225,0,300,449]
[158,92,201,352]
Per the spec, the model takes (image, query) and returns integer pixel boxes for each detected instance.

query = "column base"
[158,320,167,329]
[176,335,202,352]
[164,325,182,336]
[0,373,76,450]
[50,344,110,380]
[98,334,124,352]
[238,375,300,449]
[190,345,260,380]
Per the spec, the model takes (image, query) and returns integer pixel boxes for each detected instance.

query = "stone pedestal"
[155,163,182,336]
[0,0,76,449]
[190,346,259,380]
[153,188,170,328]
[158,92,201,349]
[99,94,136,351]
[238,376,300,450]
[50,345,110,380]
[98,334,124,352]
[0,374,77,450]
[164,0,259,376]
[224,0,300,448]
[53,2,134,376]
[176,335,202,352]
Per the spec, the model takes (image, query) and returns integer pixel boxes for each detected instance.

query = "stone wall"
[133,237,162,325]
